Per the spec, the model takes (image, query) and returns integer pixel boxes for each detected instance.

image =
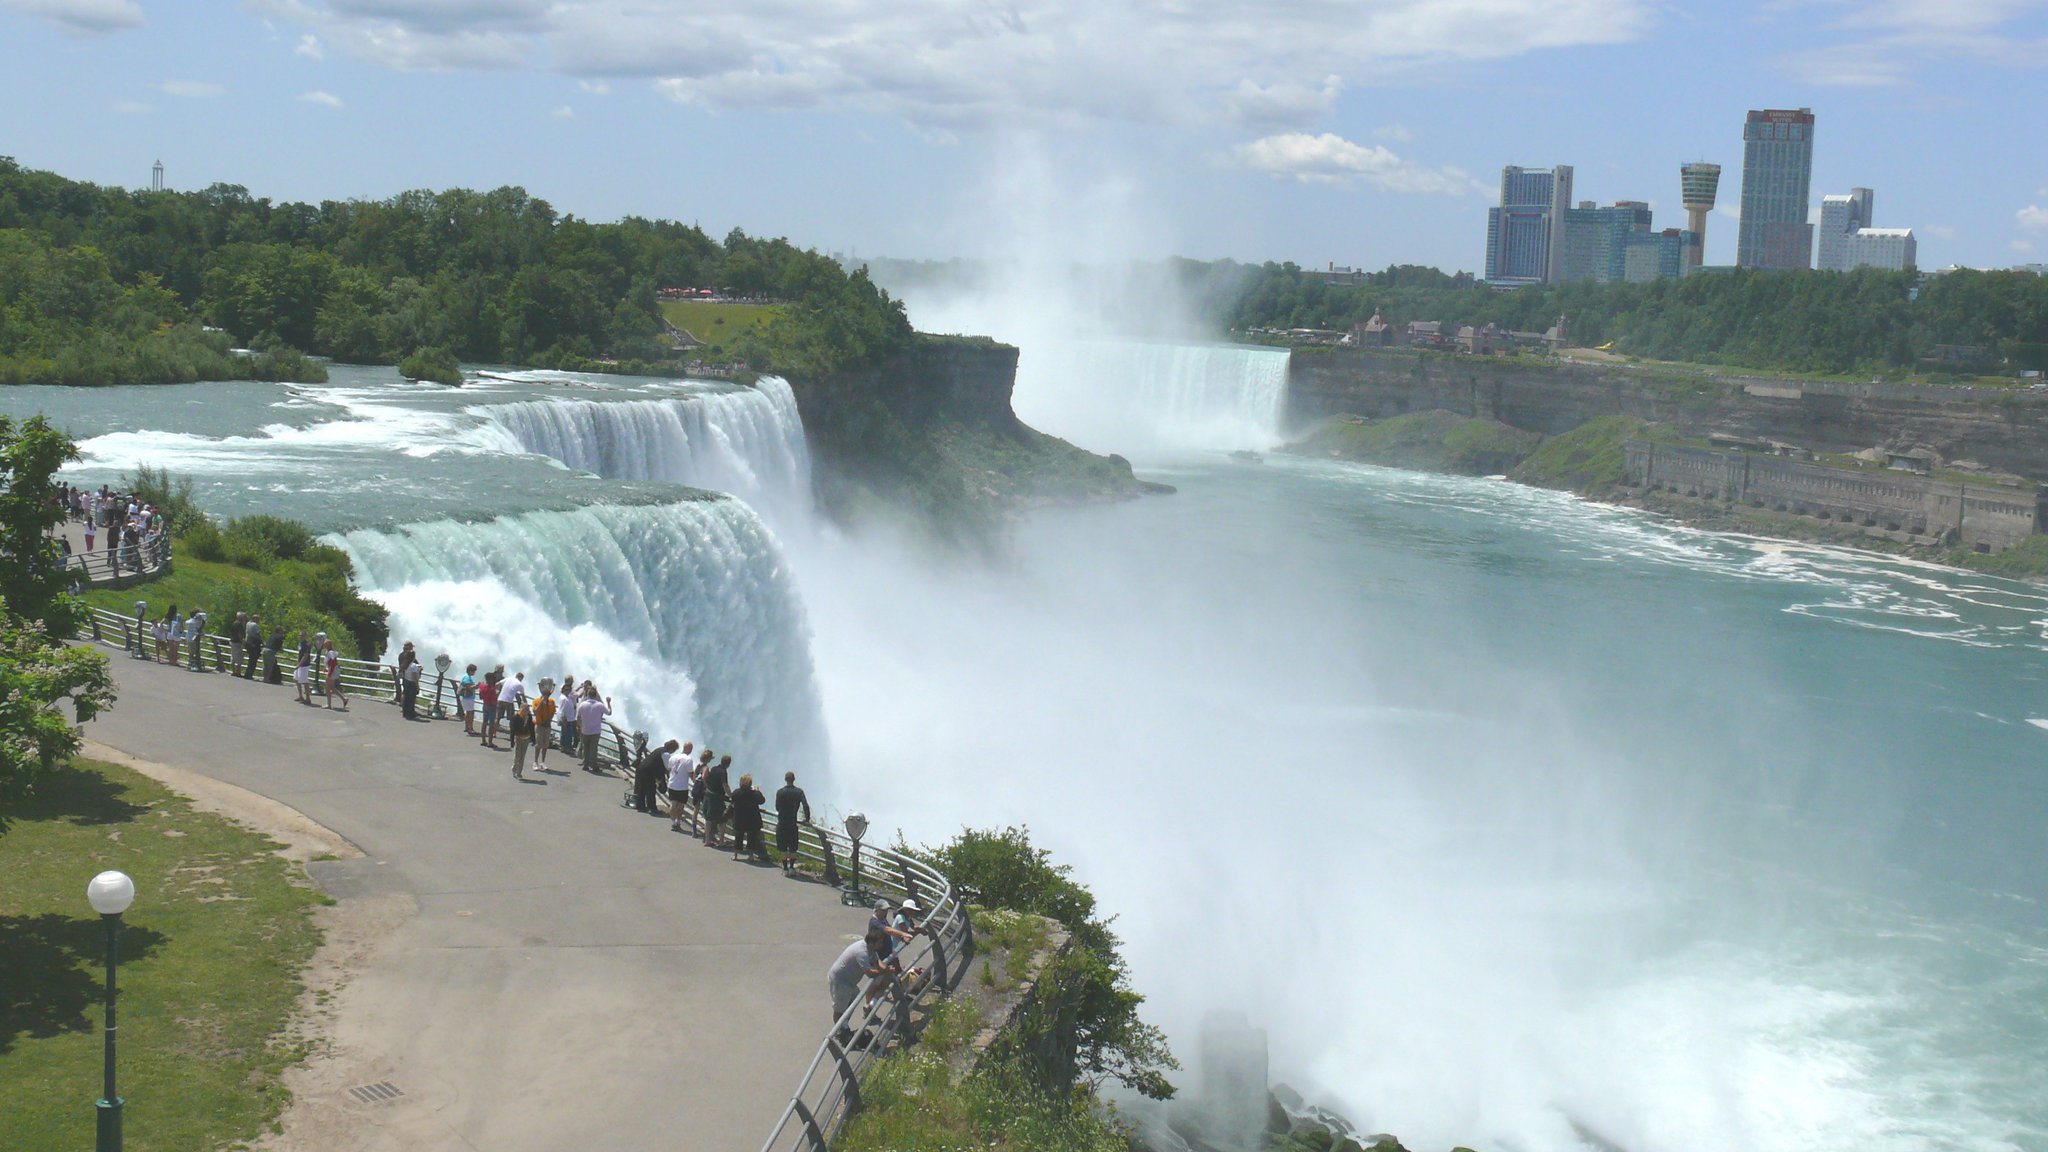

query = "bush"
[915,826,1177,1100]
[127,464,208,534]
[398,345,462,385]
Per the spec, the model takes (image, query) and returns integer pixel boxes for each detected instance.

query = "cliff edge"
[786,333,1165,544]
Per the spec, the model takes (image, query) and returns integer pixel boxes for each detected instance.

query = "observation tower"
[1680,161,1721,274]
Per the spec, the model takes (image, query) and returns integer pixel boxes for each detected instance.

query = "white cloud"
[1715,203,1741,221]
[1375,124,1415,143]
[2019,204,2048,231]
[1780,0,2048,86]
[160,80,225,98]
[296,33,323,58]
[1,0,143,34]
[1926,224,1957,240]
[1235,132,1477,196]
[577,79,609,94]
[299,89,344,107]
[110,99,152,114]
[258,0,1655,128]
[2014,239,2038,253]
[552,104,574,119]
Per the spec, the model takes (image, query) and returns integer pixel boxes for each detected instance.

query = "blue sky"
[1,0,2044,274]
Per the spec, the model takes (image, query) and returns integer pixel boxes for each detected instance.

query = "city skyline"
[0,1,2044,276]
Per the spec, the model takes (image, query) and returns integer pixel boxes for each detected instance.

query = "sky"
[0,0,2045,275]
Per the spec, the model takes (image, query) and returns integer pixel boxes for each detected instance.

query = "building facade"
[1622,228,1688,282]
[1562,200,1651,282]
[1817,188,1915,271]
[1737,108,1816,270]
[1485,164,1573,285]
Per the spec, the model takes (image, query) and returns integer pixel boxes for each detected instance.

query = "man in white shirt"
[500,670,530,713]
[576,691,611,773]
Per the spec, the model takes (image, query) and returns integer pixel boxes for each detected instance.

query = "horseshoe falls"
[334,498,827,776]
[1008,340,1290,456]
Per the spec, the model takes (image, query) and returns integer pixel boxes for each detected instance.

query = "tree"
[0,417,114,831]
[919,826,1178,1100]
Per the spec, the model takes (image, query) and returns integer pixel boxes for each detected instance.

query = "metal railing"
[74,602,969,1149]
[63,533,171,585]
[73,605,647,768]
[748,822,975,1152]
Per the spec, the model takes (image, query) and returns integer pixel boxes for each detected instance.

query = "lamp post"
[839,811,871,907]
[86,870,135,1152]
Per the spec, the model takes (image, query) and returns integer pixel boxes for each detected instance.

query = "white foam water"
[332,498,828,778]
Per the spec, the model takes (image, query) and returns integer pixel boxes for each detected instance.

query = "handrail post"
[826,1034,862,1117]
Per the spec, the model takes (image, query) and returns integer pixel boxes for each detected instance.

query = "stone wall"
[1288,348,2048,479]
[1626,440,2048,551]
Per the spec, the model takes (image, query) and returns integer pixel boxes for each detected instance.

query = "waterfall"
[1011,341,1290,456]
[470,377,812,519]
[331,497,828,778]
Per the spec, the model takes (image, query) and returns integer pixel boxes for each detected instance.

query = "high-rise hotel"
[1736,108,1816,270]
[1484,165,1573,286]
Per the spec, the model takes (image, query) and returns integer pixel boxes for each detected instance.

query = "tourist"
[775,771,811,875]
[666,741,695,831]
[729,772,767,861]
[458,664,479,734]
[869,900,917,971]
[150,613,168,661]
[576,687,611,773]
[689,755,708,832]
[532,679,555,769]
[634,738,677,813]
[501,669,530,715]
[701,753,730,848]
[83,516,96,554]
[186,609,206,671]
[478,674,501,749]
[393,641,417,703]
[400,651,424,720]
[239,614,262,679]
[164,605,182,666]
[555,677,578,756]
[293,644,314,705]
[509,702,536,781]
[264,624,285,685]
[322,639,348,709]
[826,931,889,1044]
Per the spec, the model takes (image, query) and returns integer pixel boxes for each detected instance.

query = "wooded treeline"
[0,157,911,384]
[1214,260,2048,375]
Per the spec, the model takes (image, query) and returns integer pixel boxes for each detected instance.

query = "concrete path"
[84,651,864,1152]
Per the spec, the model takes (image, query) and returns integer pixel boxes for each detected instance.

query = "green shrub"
[398,345,462,385]
[914,826,1176,1100]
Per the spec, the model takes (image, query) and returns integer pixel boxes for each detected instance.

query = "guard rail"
[746,818,975,1152]
[63,533,171,585]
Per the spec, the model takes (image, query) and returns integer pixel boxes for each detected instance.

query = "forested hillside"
[0,157,910,384]
[1218,260,2048,376]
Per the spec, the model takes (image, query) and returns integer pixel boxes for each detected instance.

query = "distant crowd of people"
[54,481,168,579]
[117,602,355,706]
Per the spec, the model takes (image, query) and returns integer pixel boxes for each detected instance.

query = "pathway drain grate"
[348,1081,404,1104]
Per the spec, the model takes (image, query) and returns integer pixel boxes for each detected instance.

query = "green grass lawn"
[78,544,370,659]
[658,298,782,342]
[0,758,325,1151]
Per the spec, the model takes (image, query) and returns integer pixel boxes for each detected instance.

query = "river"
[7,345,2045,1152]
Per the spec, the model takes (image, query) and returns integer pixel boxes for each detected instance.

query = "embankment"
[1287,347,2048,477]
[1286,350,2048,576]
[786,334,1164,542]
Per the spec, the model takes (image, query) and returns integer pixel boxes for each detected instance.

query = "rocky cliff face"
[786,335,1160,544]
[1288,348,2048,478]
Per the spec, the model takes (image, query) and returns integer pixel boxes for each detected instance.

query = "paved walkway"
[84,652,863,1152]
